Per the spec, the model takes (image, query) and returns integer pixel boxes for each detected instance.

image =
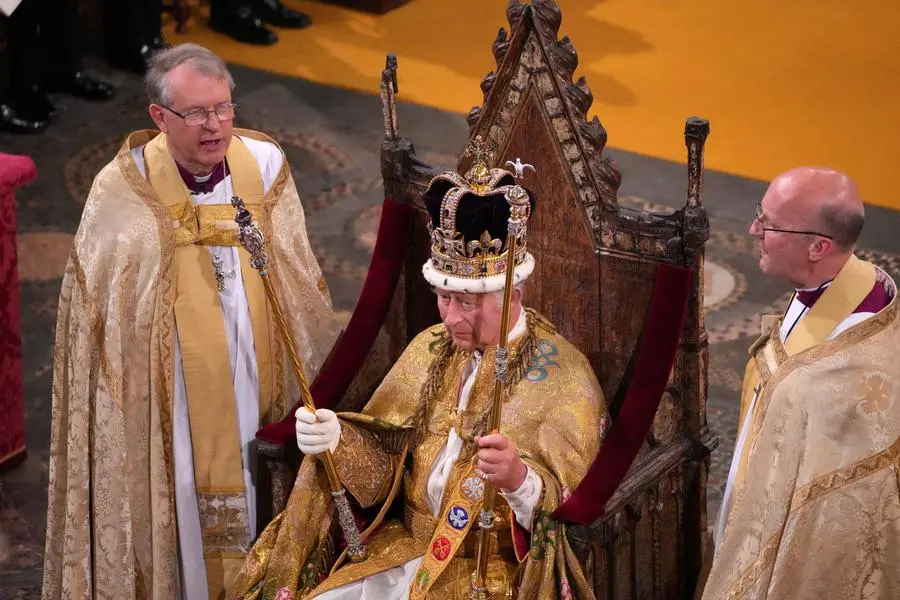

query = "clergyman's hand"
[475,433,527,492]
[295,407,341,456]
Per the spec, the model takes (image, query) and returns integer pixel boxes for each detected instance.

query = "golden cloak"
[228,309,609,599]
[42,129,341,599]
[702,267,900,600]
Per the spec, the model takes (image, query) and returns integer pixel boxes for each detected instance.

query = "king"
[227,140,610,599]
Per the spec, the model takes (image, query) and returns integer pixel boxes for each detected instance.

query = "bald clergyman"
[699,167,900,600]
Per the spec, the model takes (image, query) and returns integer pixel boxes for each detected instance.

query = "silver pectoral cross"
[212,255,236,292]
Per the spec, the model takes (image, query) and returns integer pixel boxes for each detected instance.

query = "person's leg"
[7,0,43,94]
[101,0,143,68]
[39,0,116,100]
[1,1,47,133]
[144,0,167,51]
[38,0,83,76]
[4,0,55,125]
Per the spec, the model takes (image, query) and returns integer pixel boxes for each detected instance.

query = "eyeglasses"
[161,102,239,127]
[754,203,833,240]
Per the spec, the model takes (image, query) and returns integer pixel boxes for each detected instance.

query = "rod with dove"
[469,156,533,600]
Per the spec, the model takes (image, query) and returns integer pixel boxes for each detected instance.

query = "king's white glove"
[295,407,341,456]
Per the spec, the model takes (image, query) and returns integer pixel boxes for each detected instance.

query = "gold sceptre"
[469,174,532,600]
[231,196,368,563]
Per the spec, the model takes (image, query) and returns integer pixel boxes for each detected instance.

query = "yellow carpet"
[164,0,900,210]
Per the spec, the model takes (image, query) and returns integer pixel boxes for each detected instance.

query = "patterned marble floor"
[3,61,900,594]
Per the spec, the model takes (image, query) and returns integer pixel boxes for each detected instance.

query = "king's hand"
[475,433,528,492]
[296,407,341,456]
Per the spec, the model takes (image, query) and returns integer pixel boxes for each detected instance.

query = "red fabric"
[0,153,37,473]
[855,270,894,314]
[796,270,895,312]
[553,263,692,525]
[256,198,413,444]
[511,518,530,561]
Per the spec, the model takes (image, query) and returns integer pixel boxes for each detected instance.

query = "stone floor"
[3,60,900,594]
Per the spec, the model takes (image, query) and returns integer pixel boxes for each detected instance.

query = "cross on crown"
[463,135,494,193]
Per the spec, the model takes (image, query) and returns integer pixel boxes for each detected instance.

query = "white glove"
[295,407,341,456]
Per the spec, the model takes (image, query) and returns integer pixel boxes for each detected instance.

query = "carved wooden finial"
[382,54,398,94]
[380,54,400,141]
[684,117,710,208]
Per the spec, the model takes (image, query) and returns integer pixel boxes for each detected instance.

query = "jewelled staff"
[231,196,368,563]
[469,163,533,600]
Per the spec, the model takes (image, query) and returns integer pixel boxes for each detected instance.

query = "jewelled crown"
[421,136,537,294]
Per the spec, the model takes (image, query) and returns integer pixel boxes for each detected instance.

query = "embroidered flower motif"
[561,486,572,503]
[461,475,485,501]
[560,575,573,600]
[529,511,558,560]
[857,374,893,416]
[415,569,431,592]
[525,338,560,382]
[274,587,294,600]
[431,536,452,561]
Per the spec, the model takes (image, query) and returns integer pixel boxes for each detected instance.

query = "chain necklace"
[209,160,237,292]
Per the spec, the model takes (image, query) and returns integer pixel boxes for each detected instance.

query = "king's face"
[435,290,513,350]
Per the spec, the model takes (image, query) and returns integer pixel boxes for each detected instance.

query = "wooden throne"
[255,1,716,598]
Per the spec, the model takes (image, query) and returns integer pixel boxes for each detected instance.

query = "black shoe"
[12,86,56,121]
[252,0,312,28]
[210,6,278,45]
[0,103,49,133]
[44,72,116,101]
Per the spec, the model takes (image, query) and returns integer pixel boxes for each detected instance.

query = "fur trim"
[421,253,535,294]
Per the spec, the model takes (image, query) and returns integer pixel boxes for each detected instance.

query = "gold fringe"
[413,329,457,445]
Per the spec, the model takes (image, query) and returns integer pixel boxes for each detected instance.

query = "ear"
[148,104,167,132]
[807,237,833,262]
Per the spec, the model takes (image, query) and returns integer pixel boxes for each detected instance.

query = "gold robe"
[42,129,341,599]
[702,258,900,600]
[228,309,608,599]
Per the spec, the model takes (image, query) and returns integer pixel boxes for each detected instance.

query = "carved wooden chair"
[255,1,716,598]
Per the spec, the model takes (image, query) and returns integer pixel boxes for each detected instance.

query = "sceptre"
[231,196,368,563]
[469,168,533,600]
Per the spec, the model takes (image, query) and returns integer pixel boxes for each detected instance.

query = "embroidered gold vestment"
[42,129,341,599]
[228,309,609,599]
[702,258,900,600]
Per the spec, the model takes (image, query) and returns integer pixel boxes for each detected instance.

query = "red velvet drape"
[256,198,413,444]
[553,263,691,524]
[0,153,37,473]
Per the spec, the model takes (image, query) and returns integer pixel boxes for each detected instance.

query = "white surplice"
[316,309,543,600]
[133,136,283,599]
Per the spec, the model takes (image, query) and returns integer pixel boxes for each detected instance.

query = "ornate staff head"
[231,196,268,273]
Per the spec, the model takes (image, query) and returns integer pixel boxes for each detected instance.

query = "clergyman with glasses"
[697,167,900,600]
[42,43,342,600]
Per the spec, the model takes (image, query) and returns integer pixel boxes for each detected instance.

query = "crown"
[421,137,536,293]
